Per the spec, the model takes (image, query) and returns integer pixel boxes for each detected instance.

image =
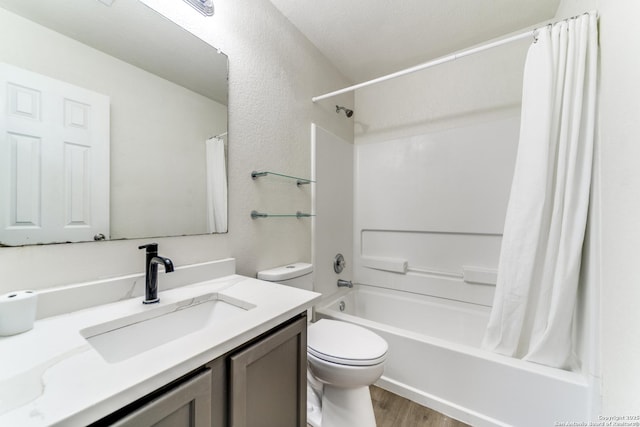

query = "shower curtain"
[482,12,598,369]
[205,136,228,233]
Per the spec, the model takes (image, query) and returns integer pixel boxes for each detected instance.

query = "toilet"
[257,263,388,427]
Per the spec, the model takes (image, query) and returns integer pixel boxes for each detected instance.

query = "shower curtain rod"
[312,31,533,102]
[311,11,594,103]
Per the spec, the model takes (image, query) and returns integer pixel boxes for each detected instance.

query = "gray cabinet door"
[111,369,212,427]
[229,316,307,427]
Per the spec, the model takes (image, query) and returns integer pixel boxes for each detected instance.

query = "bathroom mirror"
[0,0,228,246]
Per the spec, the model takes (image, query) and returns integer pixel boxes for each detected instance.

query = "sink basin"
[80,293,253,363]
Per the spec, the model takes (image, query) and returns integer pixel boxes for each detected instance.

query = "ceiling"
[269,0,561,84]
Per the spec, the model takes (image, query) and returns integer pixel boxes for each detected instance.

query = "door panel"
[0,62,109,245]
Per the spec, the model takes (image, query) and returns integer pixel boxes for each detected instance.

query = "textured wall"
[0,0,353,292]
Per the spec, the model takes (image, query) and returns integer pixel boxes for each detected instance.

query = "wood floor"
[370,386,469,427]
[307,385,470,427]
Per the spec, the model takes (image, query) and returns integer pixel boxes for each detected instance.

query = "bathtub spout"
[337,279,353,288]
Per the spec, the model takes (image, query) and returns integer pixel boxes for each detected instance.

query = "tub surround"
[353,116,520,308]
[0,258,320,426]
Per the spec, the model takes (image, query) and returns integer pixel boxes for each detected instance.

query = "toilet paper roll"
[0,290,38,336]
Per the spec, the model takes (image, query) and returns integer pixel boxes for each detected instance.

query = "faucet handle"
[138,243,158,253]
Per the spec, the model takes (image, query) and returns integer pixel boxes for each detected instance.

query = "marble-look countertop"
[0,272,320,426]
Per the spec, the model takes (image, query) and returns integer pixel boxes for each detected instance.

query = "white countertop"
[0,272,320,426]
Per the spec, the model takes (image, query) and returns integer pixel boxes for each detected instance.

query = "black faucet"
[138,243,174,304]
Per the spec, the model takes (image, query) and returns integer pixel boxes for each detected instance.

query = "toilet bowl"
[307,319,387,427]
[257,263,388,427]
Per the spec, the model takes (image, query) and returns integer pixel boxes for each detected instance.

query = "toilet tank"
[257,263,313,291]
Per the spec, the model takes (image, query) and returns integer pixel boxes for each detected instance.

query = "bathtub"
[315,285,591,427]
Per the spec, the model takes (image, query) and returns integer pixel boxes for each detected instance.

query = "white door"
[0,63,110,246]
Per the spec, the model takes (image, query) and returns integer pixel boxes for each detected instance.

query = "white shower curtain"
[482,12,597,369]
[206,136,228,233]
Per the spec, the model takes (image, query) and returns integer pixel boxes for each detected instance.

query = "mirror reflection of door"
[0,63,109,246]
[0,0,229,245]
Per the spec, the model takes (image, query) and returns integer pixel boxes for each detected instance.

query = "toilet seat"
[308,319,388,366]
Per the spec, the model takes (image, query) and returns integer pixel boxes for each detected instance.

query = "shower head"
[336,105,354,118]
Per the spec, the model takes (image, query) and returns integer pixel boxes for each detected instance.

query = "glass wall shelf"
[251,171,315,186]
[251,210,315,219]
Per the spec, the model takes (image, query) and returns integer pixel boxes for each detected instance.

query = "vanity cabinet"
[91,314,307,427]
[111,369,212,427]
[227,315,307,427]
[210,314,307,427]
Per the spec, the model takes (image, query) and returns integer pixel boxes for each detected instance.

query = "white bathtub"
[316,285,591,427]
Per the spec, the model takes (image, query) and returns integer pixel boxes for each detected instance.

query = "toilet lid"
[308,319,388,366]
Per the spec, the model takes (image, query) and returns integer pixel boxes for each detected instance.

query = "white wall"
[311,124,354,297]
[0,0,353,291]
[598,0,640,412]
[354,40,528,144]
